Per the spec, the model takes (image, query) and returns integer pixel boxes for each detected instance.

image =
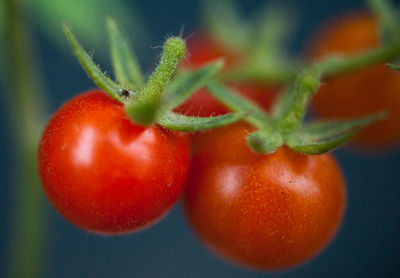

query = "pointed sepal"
[286,113,386,154]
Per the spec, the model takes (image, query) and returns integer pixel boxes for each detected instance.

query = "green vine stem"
[220,37,400,84]
[262,38,400,135]
[274,34,400,133]
[125,37,186,125]
[366,0,399,42]
[276,69,321,134]
[319,40,400,77]
[3,0,47,277]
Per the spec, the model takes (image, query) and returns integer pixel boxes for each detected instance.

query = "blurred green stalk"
[3,0,48,277]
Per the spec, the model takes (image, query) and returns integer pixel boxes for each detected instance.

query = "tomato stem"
[221,37,400,84]
[276,69,321,134]
[3,0,48,277]
[125,37,186,126]
[366,0,399,43]
[319,39,400,78]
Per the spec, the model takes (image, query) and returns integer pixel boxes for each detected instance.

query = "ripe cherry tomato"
[38,90,189,234]
[175,34,278,117]
[184,123,346,270]
[308,13,400,149]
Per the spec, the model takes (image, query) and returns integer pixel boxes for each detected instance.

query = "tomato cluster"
[38,4,399,273]
[37,32,345,269]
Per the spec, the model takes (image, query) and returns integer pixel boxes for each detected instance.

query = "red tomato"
[184,123,346,270]
[308,13,400,149]
[176,34,279,118]
[38,90,189,234]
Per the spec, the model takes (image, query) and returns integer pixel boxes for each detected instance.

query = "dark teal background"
[1,0,400,277]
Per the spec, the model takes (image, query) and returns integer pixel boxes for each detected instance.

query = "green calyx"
[64,19,244,131]
[208,73,386,155]
[246,130,283,154]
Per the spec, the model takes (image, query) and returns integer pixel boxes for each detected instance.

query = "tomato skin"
[309,13,400,149]
[184,123,346,270]
[38,90,189,234]
[176,34,279,118]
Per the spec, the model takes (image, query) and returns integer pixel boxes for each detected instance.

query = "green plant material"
[222,34,400,84]
[276,69,321,134]
[272,87,295,119]
[106,17,144,90]
[219,58,296,84]
[162,60,223,110]
[244,2,295,80]
[0,0,5,37]
[202,0,249,51]
[286,113,386,154]
[201,0,400,155]
[366,0,399,43]
[251,3,294,59]
[319,40,400,77]
[206,80,272,128]
[19,0,148,57]
[63,24,123,102]
[387,62,400,71]
[125,37,186,126]
[3,0,48,277]
[247,130,283,154]
[158,111,245,132]
[64,21,240,132]
[206,1,297,84]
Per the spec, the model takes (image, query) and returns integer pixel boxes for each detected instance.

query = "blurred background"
[1,0,400,277]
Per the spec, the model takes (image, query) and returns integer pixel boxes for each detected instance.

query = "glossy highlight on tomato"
[176,34,278,117]
[184,123,346,270]
[38,90,189,234]
[308,13,400,149]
